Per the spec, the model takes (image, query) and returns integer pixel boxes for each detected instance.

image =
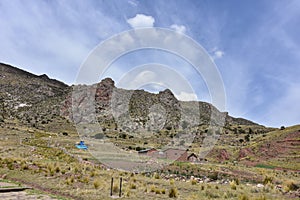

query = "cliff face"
[62,77,259,133]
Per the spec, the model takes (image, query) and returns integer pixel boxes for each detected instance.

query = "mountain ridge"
[0,62,261,130]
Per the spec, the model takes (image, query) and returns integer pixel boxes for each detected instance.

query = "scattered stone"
[257,183,264,188]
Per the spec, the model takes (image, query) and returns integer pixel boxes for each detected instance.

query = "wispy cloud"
[170,24,186,34]
[128,0,138,7]
[0,1,125,84]
[0,0,299,127]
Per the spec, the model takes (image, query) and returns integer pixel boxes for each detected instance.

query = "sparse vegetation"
[0,64,298,199]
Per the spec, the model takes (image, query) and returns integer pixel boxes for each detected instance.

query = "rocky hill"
[0,63,70,125]
[0,62,272,146]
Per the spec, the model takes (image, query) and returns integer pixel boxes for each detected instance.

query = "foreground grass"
[0,123,299,199]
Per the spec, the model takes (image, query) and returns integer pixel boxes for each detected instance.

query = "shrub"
[170,179,175,185]
[130,183,137,189]
[90,170,97,177]
[263,176,273,185]
[93,179,101,189]
[230,181,237,190]
[21,163,29,170]
[65,178,72,185]
[169,187,178,198]
[150,185,156,192]
[119,133,127,139]
[244,134,250,142]
[154,173,160,179]
[55,166,60,173]
[135,146,143,151]
[234,178,240,185]
[155,188,161,194]
[284,180,299,192]
[208,172,218,180]
[66,176,74,185]
[239,194,249,200]
[81,176,89,184]
[7,162,14,170]
[125,189,130,197]
[191,179,197,185]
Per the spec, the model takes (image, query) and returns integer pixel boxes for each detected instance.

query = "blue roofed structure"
[76,141,88,150]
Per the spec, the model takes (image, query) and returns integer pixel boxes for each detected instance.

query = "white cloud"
[213,50,225,59]
[127,14,155,28]
[175,92,197,101]
[170,24,186,34]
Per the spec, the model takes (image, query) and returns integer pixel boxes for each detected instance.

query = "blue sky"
[0,0,300,127]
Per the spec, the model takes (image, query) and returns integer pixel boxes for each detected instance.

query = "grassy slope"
[0,120,299,199]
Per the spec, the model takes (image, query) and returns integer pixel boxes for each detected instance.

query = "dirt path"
[0,180,58,200]
[0,191,58,200]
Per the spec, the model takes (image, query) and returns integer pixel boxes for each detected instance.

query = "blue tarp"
[76,141,88,150]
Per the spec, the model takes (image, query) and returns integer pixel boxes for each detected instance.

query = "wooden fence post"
[110,177,113,196]
[119,177,122,197]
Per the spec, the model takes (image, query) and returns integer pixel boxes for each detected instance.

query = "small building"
[163,148,188,161]
[138,148,158,156]
[187,153,198,162]
[76,141,88,150]
[139,147,200,163]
